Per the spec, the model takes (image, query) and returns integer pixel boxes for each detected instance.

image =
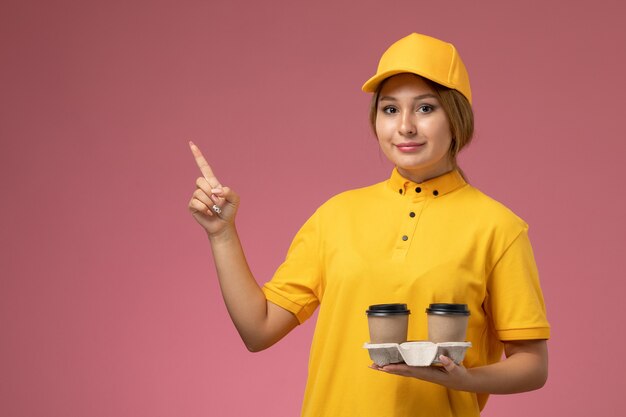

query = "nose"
[399,110,416,137]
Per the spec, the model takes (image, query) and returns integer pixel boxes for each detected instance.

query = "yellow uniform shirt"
[262,169,550,417]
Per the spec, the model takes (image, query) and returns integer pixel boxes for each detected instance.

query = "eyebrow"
[379,93,438,102]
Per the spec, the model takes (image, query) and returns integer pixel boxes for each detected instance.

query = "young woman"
[188,33,549,417]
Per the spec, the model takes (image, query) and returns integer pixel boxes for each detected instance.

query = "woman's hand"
[370,339,548,394]
[188,141,240,237]
[186,142,299,351]
[371,356,471,392]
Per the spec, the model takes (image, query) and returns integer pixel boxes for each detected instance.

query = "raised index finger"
[189,141,221,187]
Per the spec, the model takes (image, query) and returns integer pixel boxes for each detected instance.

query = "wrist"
[207,224,238,245]
[460,367,481,392]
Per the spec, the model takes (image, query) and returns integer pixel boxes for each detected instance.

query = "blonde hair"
[368,75,474,179]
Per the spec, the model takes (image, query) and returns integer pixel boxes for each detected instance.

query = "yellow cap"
[361,33,472,104]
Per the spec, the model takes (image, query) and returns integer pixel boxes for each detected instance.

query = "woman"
[188,33,549,417]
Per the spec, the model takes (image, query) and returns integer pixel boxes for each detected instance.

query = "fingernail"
[211,188,221,193]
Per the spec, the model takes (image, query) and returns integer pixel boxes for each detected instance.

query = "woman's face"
[375,73,453,183]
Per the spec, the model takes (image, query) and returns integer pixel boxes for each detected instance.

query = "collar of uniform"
[387,168,466,198]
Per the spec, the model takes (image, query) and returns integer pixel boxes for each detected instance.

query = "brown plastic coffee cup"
[366,304,411,344]
[426,303,470,343]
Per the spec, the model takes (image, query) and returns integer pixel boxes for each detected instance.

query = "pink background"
[2,0,625,416]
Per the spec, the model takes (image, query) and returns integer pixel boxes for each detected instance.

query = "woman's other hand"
[188,141,240,237]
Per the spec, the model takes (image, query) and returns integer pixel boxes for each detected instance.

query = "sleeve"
[262,209,323,324]
[485,226,551,341]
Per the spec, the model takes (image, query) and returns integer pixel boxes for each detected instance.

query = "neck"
[397,163,455,184]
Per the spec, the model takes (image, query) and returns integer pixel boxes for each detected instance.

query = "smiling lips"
[396,142,425,153]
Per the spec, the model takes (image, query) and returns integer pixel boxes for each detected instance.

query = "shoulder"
[463,185,526,220]
[457,184,529,237]
[315,180,387,214]
[290,181,386,234]
[301,180,389,228]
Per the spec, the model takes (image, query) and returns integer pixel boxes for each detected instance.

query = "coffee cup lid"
[425,303,470,316]
[366,303,411,316]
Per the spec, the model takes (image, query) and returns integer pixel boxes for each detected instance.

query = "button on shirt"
[262,168,550,417]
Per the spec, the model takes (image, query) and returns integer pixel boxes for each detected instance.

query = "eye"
[417,104,435,114]
[381,105,398,114]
